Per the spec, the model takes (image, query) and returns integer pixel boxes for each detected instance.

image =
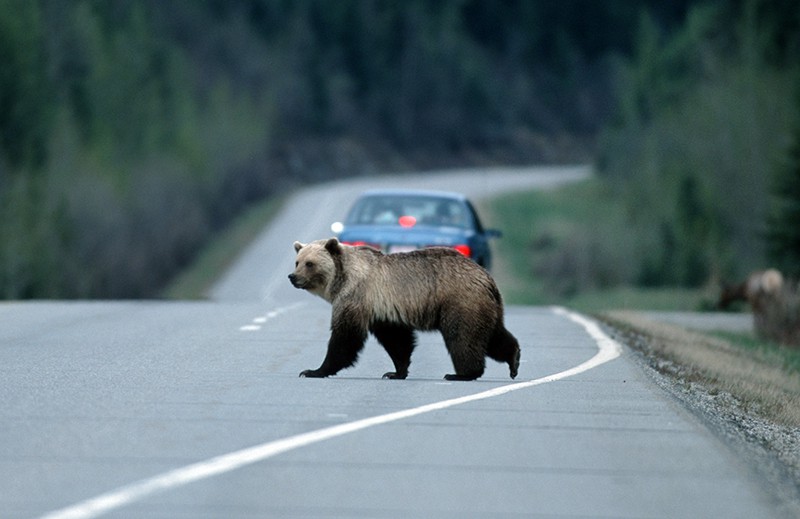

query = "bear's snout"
[288,273,309,290]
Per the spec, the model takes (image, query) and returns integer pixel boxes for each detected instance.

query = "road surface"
[0,166,785,518]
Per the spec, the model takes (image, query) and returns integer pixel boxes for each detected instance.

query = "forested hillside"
[0,0,796,298]
[589,0,798,290]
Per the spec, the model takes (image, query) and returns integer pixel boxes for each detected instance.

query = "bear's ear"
[293,241,304,253]
[324,237,342,256]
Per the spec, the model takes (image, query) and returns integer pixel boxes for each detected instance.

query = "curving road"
[0,166,786,518]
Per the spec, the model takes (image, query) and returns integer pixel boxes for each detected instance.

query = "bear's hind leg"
[486,326,521,379]
[441,327,486,381]
[371,322,416,379]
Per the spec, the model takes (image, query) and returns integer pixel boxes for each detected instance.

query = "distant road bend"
[0,166,787,518]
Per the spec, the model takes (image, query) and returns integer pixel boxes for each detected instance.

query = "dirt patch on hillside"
[600,311,800,517]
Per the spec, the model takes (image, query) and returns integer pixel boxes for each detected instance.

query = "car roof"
[357,189,469,201]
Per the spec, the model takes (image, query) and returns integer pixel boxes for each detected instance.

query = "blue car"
[332,189,502,270]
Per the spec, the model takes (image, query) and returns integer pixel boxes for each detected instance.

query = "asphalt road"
[0,166,785,518]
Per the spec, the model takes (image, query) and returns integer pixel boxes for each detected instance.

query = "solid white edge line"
[39,306,621,519]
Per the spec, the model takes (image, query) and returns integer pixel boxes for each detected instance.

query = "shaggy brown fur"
[289,238,520,380]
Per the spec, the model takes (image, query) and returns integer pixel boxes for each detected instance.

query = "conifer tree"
[767,89,800,280]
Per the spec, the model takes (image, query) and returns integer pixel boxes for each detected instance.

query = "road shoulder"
[599,311,800,518]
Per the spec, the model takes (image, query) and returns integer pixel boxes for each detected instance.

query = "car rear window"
[346,195,470,229]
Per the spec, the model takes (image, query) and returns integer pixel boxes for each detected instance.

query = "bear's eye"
[305,261,315,268]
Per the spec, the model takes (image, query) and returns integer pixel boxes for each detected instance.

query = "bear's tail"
[487,326,521,379]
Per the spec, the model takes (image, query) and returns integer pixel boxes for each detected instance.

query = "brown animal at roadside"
[718,269,784,312]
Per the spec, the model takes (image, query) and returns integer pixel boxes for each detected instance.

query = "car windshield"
[346,195,471,229]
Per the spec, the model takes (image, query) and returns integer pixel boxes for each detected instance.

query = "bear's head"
[288,237,343,301]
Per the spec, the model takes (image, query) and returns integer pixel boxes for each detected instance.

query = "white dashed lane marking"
[238,302,305,332]
[40,306,621,519]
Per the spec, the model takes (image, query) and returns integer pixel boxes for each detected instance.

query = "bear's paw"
[444,373,481,381]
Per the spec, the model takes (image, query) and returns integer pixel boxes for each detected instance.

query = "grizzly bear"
[288,237,520,380]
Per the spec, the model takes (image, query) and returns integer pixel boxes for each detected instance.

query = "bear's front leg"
[299,316,367,378]
[371,321,415,380]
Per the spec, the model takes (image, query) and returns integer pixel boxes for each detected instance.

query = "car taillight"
[453,244,471,257]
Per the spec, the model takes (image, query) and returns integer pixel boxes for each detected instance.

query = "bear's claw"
[382,371,407,380]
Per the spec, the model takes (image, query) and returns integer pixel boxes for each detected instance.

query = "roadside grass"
[565,286,716,313]
[711,330,800,376]
[161,196,285,299]
[603,311,800,427]
[483,179,589,305]
[485,179,712,311]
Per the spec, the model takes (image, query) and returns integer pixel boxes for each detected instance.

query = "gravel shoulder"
[599,311,800,518]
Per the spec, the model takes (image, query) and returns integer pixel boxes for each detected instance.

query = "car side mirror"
[486,229,503,239]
